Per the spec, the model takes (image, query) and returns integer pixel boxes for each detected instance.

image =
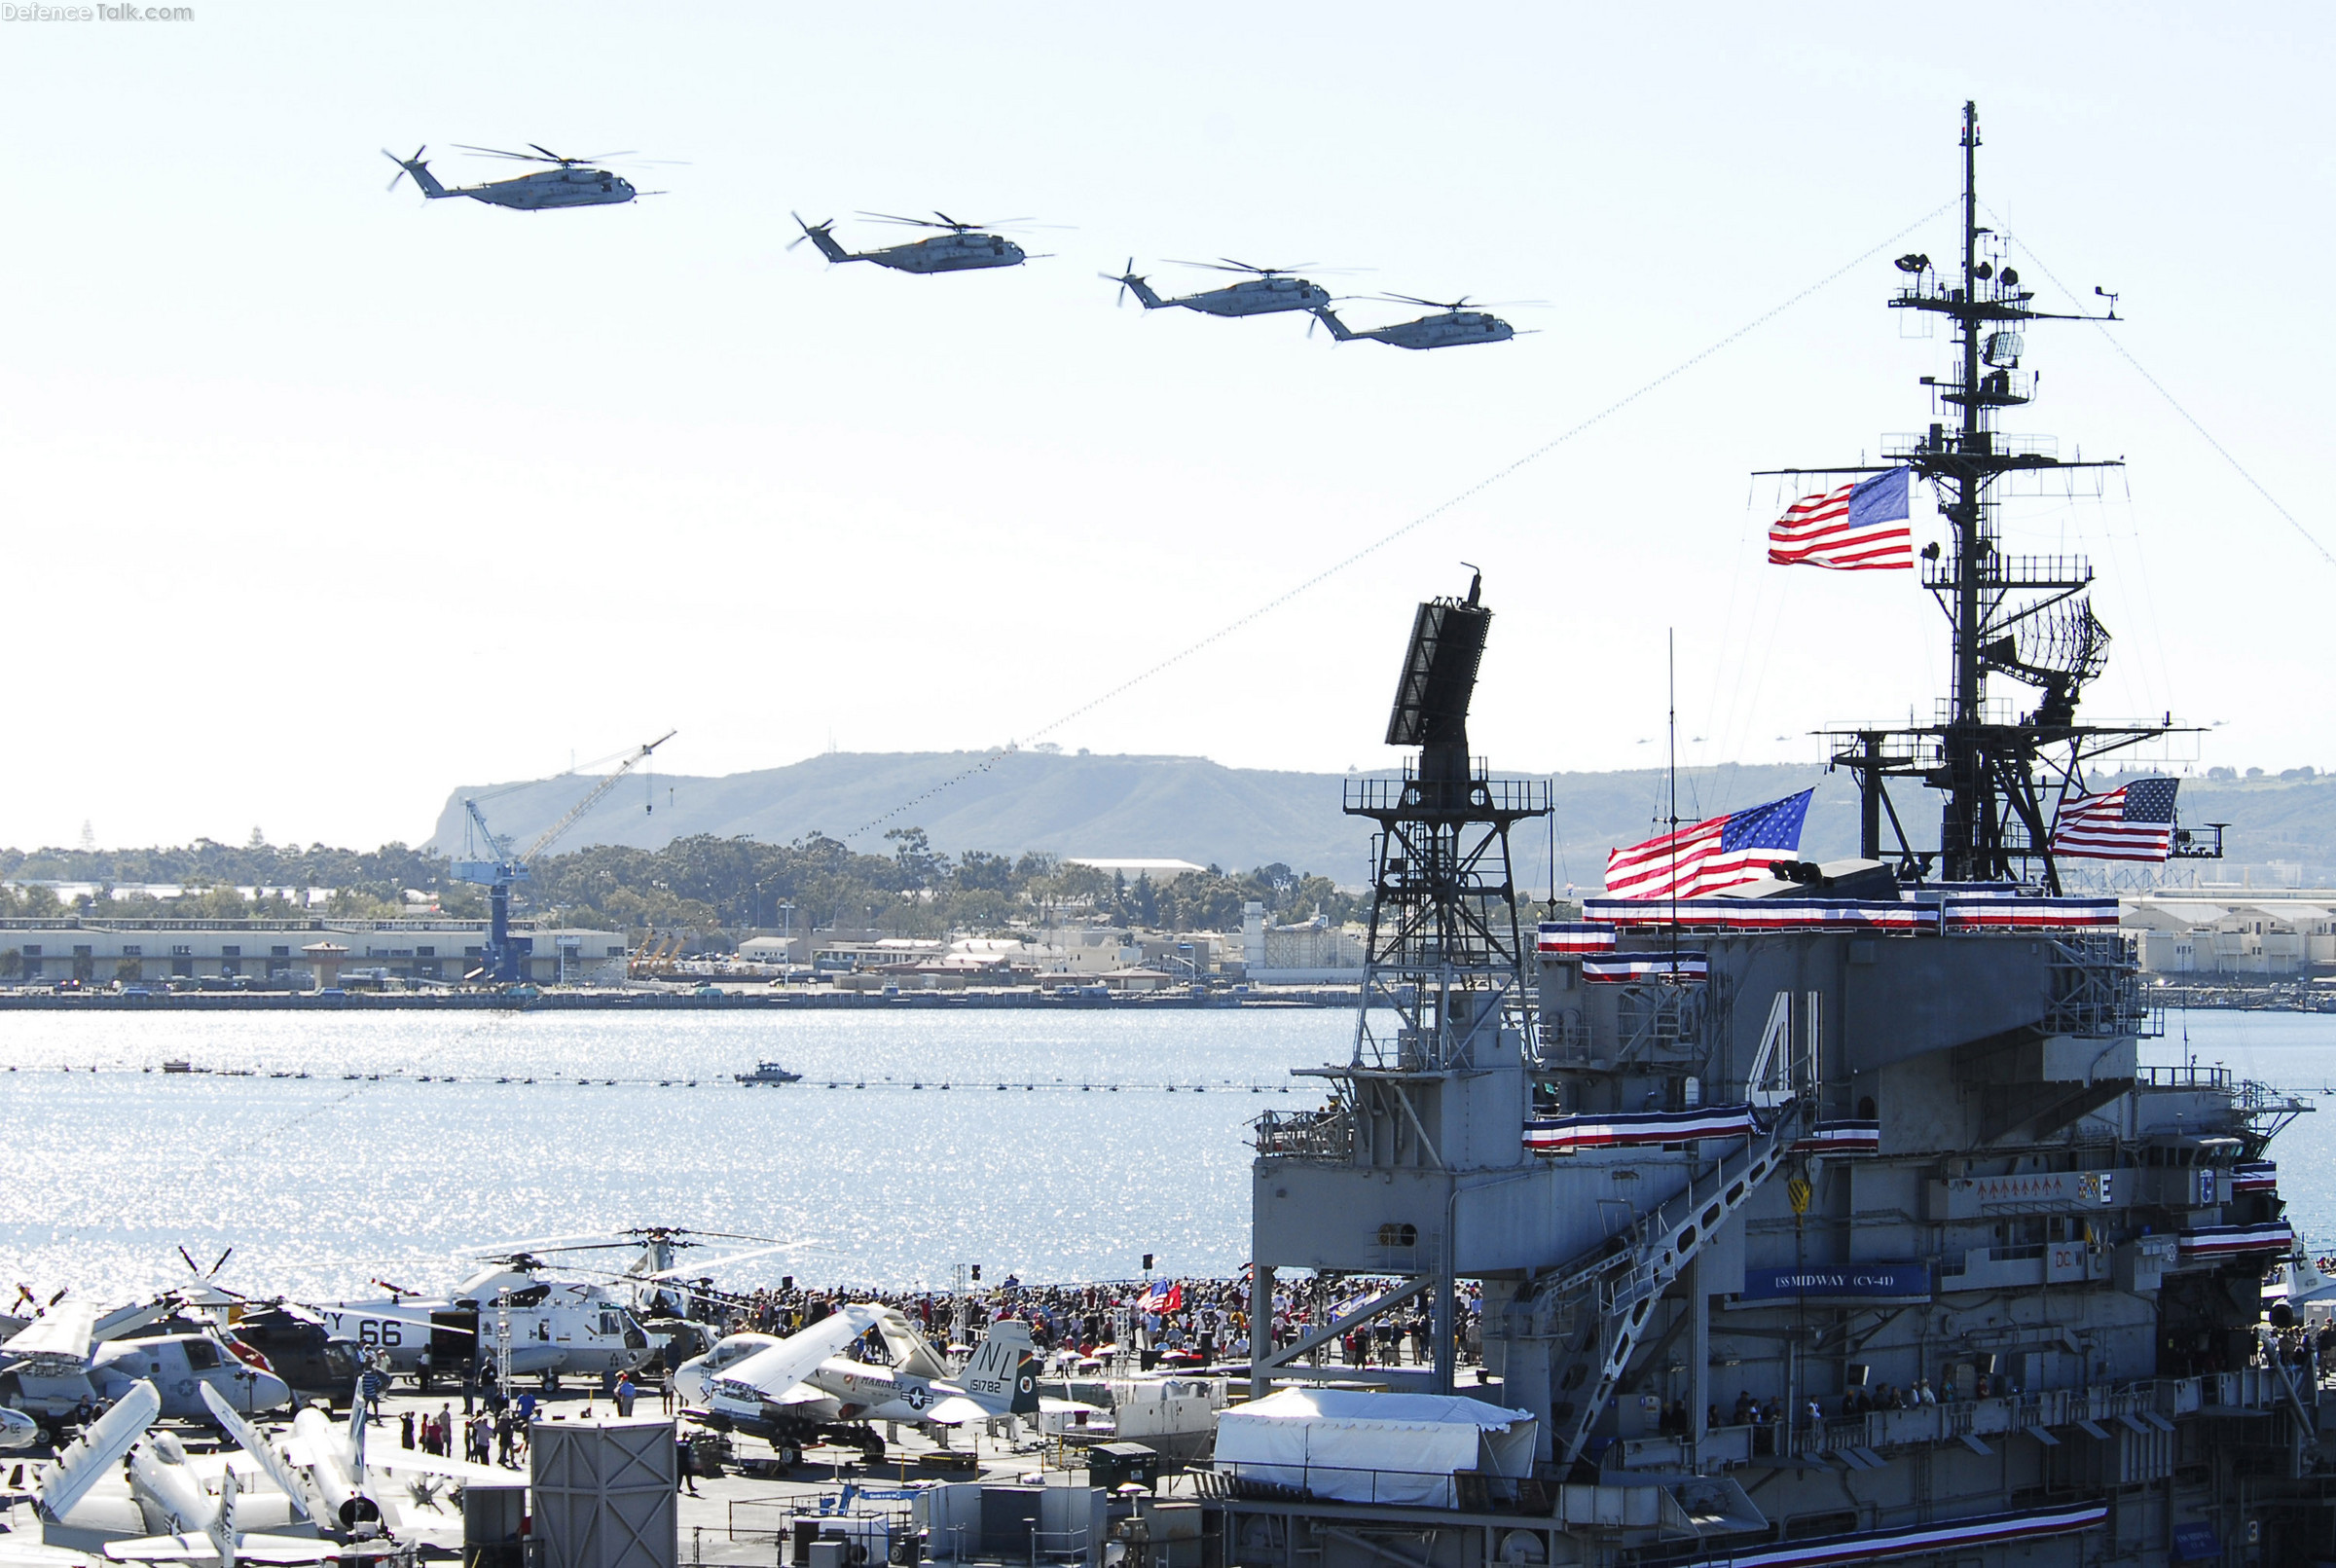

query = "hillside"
[427,752,2336,893]
[429,751,1864,891]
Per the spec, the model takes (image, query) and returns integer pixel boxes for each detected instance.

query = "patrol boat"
[1238,103,2323,1568]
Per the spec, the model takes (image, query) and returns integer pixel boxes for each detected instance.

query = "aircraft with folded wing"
[30,1383,340,1567]
[675,1305,1037,1459]
[1,1298,290,1430]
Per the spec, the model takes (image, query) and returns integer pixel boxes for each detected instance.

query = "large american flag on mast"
[2052,777,2179,861]
[1770,467,1915,570]
[1604,789,1813,900]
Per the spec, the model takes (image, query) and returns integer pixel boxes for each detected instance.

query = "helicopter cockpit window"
[183,1339,220,1370]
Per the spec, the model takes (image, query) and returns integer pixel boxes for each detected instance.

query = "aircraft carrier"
[1236,105,2331,1568]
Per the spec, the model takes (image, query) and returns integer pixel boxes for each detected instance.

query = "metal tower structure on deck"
[1762,102,2215,889]
[1343,572,1549,1071]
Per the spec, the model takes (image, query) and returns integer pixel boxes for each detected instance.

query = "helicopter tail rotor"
[382,147,445,200]
[789,212,849,264]
[1103,259,1161,310]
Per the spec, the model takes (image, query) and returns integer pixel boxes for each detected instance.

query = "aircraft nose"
[253,1372,292,1409]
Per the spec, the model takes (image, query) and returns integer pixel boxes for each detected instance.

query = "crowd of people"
[687,1272,1488,1373]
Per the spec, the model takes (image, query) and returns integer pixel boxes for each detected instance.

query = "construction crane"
[452,730,676,985]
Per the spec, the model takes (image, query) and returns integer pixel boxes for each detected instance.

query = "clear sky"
[1,2,2326,852]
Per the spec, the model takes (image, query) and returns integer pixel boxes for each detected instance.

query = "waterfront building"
[2122,893,2336,975]
[0,917,626,987]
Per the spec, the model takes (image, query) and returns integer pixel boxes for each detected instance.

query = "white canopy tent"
[1213,1389,1538,1508]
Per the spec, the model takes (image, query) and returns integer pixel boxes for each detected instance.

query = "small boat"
[162,1060,193,1075]
[736,1061,803,1085]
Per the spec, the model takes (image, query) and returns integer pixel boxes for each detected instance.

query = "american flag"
[2052,778,2179,861]
[1604,789,1813,900]
[1769,467,1915,570]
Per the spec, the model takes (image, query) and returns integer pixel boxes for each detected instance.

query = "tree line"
[0,830,1364,939]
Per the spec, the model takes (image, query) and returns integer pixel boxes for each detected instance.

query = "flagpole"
[1668,630,1679,965]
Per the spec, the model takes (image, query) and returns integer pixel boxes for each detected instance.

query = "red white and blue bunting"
[1524,1104,1756,1152]
[2233,1161,2278,1194]
[1696,1502,2107,1567]
[1939,892,2119,930]
[1582,897,1933,933]
[1581,951,1708,983]
[2181,1222,2295,1260]
[1564,889,2122,936]
[1792,1120,1880,1156]
[1536,922,1615,954]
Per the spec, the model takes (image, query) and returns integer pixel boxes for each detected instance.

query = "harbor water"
[2,1005,2333,1302]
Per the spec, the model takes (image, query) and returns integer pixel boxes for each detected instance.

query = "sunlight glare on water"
[0,1008,1344,1303]
[11,1005,2336,1311]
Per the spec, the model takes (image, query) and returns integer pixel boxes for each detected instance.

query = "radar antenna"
[1345,570,1547,1073]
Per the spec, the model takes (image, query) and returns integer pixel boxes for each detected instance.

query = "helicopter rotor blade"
[1376,293,1545,310]
[177,1246,201,1277]
[453,144,547,163]
[209,1247,234,1278]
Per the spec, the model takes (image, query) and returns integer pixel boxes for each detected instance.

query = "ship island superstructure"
[1240,106,2326,1568]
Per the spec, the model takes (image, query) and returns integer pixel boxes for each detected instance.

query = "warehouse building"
[0,918,628,987]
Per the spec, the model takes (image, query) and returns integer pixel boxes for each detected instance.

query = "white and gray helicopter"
[306,1227,803,1388]
[675,1305,1037,1461]
[1,1297,291,1433]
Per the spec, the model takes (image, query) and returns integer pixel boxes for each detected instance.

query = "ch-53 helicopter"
[790,211,1037,273]
[1310,294,1529,350]
[1105,258,1334,320]
[382,144,664,210]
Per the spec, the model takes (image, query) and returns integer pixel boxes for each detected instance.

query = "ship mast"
[1764,101,2209,889]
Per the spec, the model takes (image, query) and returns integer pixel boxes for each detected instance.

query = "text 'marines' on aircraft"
[1312,293,1536,350]
[789,211,1046,273]
[382,144,679,210]
[1105,257,1335,323]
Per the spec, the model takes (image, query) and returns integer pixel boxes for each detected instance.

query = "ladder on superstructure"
[1533,1101,1813,1468]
